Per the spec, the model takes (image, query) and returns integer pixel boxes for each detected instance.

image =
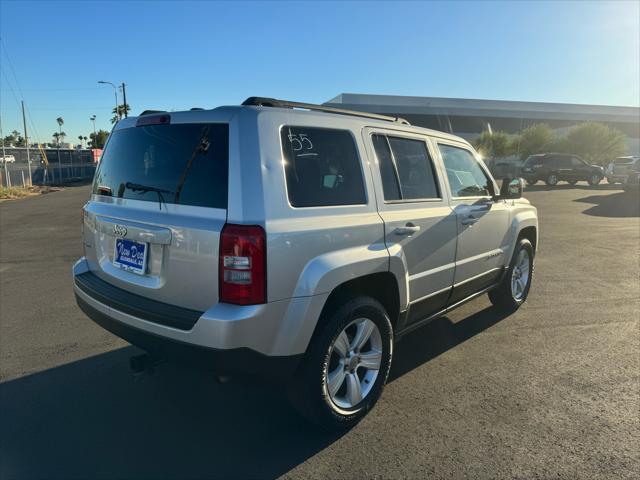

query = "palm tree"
[59,131,66,144]
[111,104,131,124]
[52,132,60,146]
[78,135,84,148]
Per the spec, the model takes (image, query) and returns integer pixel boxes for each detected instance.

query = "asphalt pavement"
[0,183,638,479]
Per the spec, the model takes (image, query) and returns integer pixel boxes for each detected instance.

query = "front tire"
[588,174,602,186]
[287,296,393,430]
[489,238,534,312]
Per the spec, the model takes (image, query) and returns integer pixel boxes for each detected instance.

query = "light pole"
[90,115,97,148]
[98,80,119,122]
[56,117,64,180]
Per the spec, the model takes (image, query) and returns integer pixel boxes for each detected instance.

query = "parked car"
[622,159,640,193]
[1,154,16,164]
[520,153,604,186]
[73,97,538,430]
[606,156,640,184]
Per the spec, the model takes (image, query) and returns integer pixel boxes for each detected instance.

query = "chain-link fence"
[1,148,97,187]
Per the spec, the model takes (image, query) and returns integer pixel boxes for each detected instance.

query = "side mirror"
[500,177,523,199]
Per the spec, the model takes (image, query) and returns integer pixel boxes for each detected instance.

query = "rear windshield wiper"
[125,182,173,210]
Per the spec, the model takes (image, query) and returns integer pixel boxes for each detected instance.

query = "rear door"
[436,142,510,304]
[83,116,229,311]
[364,128,457,327]
[569,156,591,181]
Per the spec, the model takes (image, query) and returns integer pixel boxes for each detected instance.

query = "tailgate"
[82,119,228,312]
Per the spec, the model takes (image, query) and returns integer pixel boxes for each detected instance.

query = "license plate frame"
[113,238,148,275]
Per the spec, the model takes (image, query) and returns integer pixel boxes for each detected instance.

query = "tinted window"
[92,123,228,209]
[524,156,543,166]
[281,127,365,207]
[439,144,491,197]
[371,135,401,200]
[570,157,584,167]
[372,134,439,201]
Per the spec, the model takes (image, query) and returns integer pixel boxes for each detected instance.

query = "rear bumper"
[75,292,301,380]
[72,257,327,378]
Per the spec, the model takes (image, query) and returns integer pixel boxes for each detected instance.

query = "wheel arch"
[518,225,538,253]
[314,272,401,338]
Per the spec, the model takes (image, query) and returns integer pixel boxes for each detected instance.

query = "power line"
[0,37,25,100]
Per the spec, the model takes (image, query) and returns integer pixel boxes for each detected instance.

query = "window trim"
[436,140,497,201]
[278,124,369,209]
[370,132,442,204]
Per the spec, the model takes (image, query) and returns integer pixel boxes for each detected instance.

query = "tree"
[512,123,558,160]
[3,130,25,147]
[78,135,84,148]
[111,103,131,124]
[89,129,110,149]
[52,132,60,146]
[561,122,627,166]
[473,130,512,159]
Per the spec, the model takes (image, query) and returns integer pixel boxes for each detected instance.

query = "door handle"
[395,223,421,235]
[461,215,478,226]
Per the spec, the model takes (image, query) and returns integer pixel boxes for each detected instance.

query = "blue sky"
[1,0,638,143]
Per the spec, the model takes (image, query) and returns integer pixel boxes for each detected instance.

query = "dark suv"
[520,153,604,186]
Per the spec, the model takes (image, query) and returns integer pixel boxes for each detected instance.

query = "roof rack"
[242,97,410,125]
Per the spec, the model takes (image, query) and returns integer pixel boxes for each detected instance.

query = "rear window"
[281,126,366,207]
[92,123,229,209]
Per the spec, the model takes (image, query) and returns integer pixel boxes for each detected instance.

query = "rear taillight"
[219,224,266,305]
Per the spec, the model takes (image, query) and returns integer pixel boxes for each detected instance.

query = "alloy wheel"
[324,318,382,410]
[511,249,531,301]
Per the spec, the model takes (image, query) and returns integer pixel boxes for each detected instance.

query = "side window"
[438,144,492,197]
[570,157,584,167]
[371,135,401,201]
[281,127,366,207]
[372,134,440,201]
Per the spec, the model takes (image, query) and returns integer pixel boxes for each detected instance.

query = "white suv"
[74,97,538,429]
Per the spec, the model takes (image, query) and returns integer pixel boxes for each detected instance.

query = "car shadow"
[0,305,510,479]
[573,191,639,218]
[390,305,511,381]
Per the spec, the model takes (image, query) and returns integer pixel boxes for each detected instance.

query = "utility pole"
[0,118,10,188]
[121,82,128,118]
[21,101,32,185]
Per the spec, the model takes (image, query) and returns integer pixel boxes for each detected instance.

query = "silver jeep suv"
[74,97,538,429]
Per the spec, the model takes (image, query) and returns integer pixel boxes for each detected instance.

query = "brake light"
[219,224,266,305]
[136,114,170,127]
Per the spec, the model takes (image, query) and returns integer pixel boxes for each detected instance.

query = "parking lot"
[0,184,638,479]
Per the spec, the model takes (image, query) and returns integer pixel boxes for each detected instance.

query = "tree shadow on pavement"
[0,305,511,479]
[573,192,639,218]
[524,183,620,193]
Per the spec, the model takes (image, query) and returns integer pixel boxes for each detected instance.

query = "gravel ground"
[0,183,638,479]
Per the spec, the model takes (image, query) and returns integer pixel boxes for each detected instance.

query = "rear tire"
[287,296,393,431]
[607,178,617,185]
[545,174,558,186]
[489,238,534,312]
